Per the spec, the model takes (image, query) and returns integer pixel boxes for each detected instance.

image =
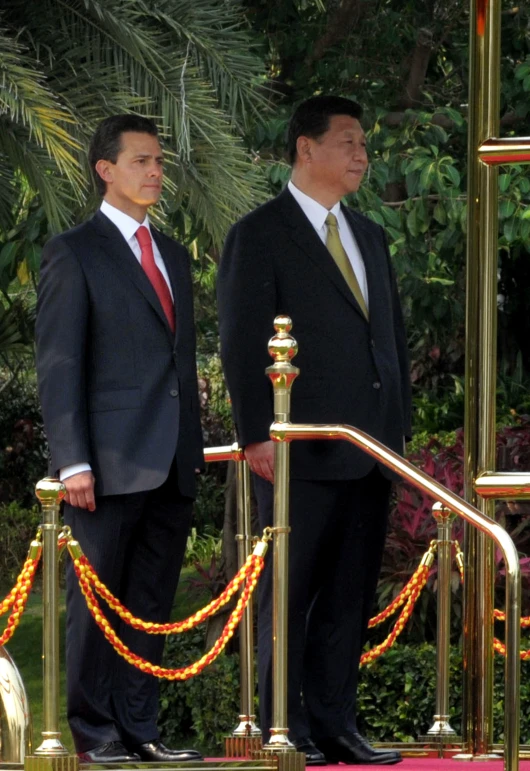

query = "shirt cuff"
[60,463,92,481]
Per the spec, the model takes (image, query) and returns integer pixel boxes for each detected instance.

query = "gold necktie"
[325,213,368,320]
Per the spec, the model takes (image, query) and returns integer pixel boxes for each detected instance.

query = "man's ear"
[296,136,312,164]
[95,159,113,186]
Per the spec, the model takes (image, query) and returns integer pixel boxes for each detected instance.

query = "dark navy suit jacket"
[217,187,411,481]
[36,210,204,499]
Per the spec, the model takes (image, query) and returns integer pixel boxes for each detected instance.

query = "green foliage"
[0,378,47,507]
[358,644,530,743]
[184,527,222,567]
[0,0,269,299]
[158,637,530,748]
[159,631,241,753]
[0,501,41,589]
[242,0,530,408]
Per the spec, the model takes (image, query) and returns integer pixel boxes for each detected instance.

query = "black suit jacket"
[217,188,411,481]
[36,211,204,498]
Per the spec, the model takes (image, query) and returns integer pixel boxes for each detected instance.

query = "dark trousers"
[63,464,193,752]
[253,468,391,743]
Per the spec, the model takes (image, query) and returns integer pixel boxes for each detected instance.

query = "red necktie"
[135,226,175,334]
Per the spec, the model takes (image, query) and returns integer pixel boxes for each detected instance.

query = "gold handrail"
[204,443,244,463]
[269,419,521,771]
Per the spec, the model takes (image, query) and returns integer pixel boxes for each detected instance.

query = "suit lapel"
[277,189,368,321]
[89,212,175,343]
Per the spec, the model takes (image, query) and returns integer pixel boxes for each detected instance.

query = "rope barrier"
[360,542,436,666]
[69,538,263,635]
[368,541,437,628]
[0,524,438,672]
[0,523,444,676]
[66,529,269,680]
[0,533,41,646]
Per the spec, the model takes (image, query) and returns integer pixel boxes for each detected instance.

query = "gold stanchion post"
[425,503,459,744]
[460,0,501,758]
[25,479,78,771]
[226,447,262,757]
[258,316,304,771]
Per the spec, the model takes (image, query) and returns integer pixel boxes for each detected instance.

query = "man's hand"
[244,440,275,483]
[64,471,96,511]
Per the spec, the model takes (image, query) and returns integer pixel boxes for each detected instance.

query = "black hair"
[287,95,363,165]
[88,114,159,195]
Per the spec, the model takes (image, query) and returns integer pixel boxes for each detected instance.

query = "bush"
[0,501,41,589]
[359,644,530,744]
[0,378,48,507]
[158,631,242,754]
[158,639,530,749]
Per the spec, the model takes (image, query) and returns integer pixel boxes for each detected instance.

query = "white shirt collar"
[100,199,151,243]
[287,180,341,231]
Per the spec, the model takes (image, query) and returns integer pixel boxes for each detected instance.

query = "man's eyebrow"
[343,130,366,139]
[132,152,164,160]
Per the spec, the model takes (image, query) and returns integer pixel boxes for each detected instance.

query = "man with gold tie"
[217,96,411,765]
[36,115,204,763]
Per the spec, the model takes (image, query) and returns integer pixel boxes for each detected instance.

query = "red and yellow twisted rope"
[82,551,259,634]
[72,551,264,679]
[0,537,41,647]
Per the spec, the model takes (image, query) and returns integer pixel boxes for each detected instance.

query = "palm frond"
[0,125,81,231]
[2,0,270,243]
[0,26,84,193]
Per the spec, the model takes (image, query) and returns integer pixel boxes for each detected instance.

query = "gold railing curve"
[265,315,521,771]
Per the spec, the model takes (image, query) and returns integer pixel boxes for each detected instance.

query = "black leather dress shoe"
[132,740,203,762]
[292,738,327,766]
[316,733,402,765]
[78,741,141,763]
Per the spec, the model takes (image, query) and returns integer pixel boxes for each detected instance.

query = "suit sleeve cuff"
[60,463,92,481]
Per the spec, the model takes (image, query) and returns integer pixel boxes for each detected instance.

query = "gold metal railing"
[265,315,521,771]
[425,503,459,741]
[464,0,530,758]
[15,318,522,771]
[204,444,262,756]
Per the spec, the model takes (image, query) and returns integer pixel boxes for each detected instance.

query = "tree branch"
[306,0,367,69]
[398,28,434,109]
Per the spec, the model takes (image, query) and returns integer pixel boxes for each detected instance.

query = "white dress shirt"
[60,200,173,482]
[287,180,369,307]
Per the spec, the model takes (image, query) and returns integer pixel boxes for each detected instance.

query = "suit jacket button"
[170,389,179,397]
[373,381,381,389]
[371,339,376,347]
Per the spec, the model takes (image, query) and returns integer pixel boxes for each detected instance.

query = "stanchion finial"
[35,478,66,507]
[268,315,298,364]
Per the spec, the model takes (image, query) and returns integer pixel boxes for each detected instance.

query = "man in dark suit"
[36,115,204,763]
[217,96,411,765]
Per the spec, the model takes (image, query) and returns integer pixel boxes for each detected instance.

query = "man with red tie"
[36,115,204,763]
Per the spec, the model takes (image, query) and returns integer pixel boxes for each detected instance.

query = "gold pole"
[205,443,263,755]
[230,453,262,749]
[25,479,78,771]
[426,503,457,740]
[268,420,520,771]
[462,0,501,757]
[261,316,301,766]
